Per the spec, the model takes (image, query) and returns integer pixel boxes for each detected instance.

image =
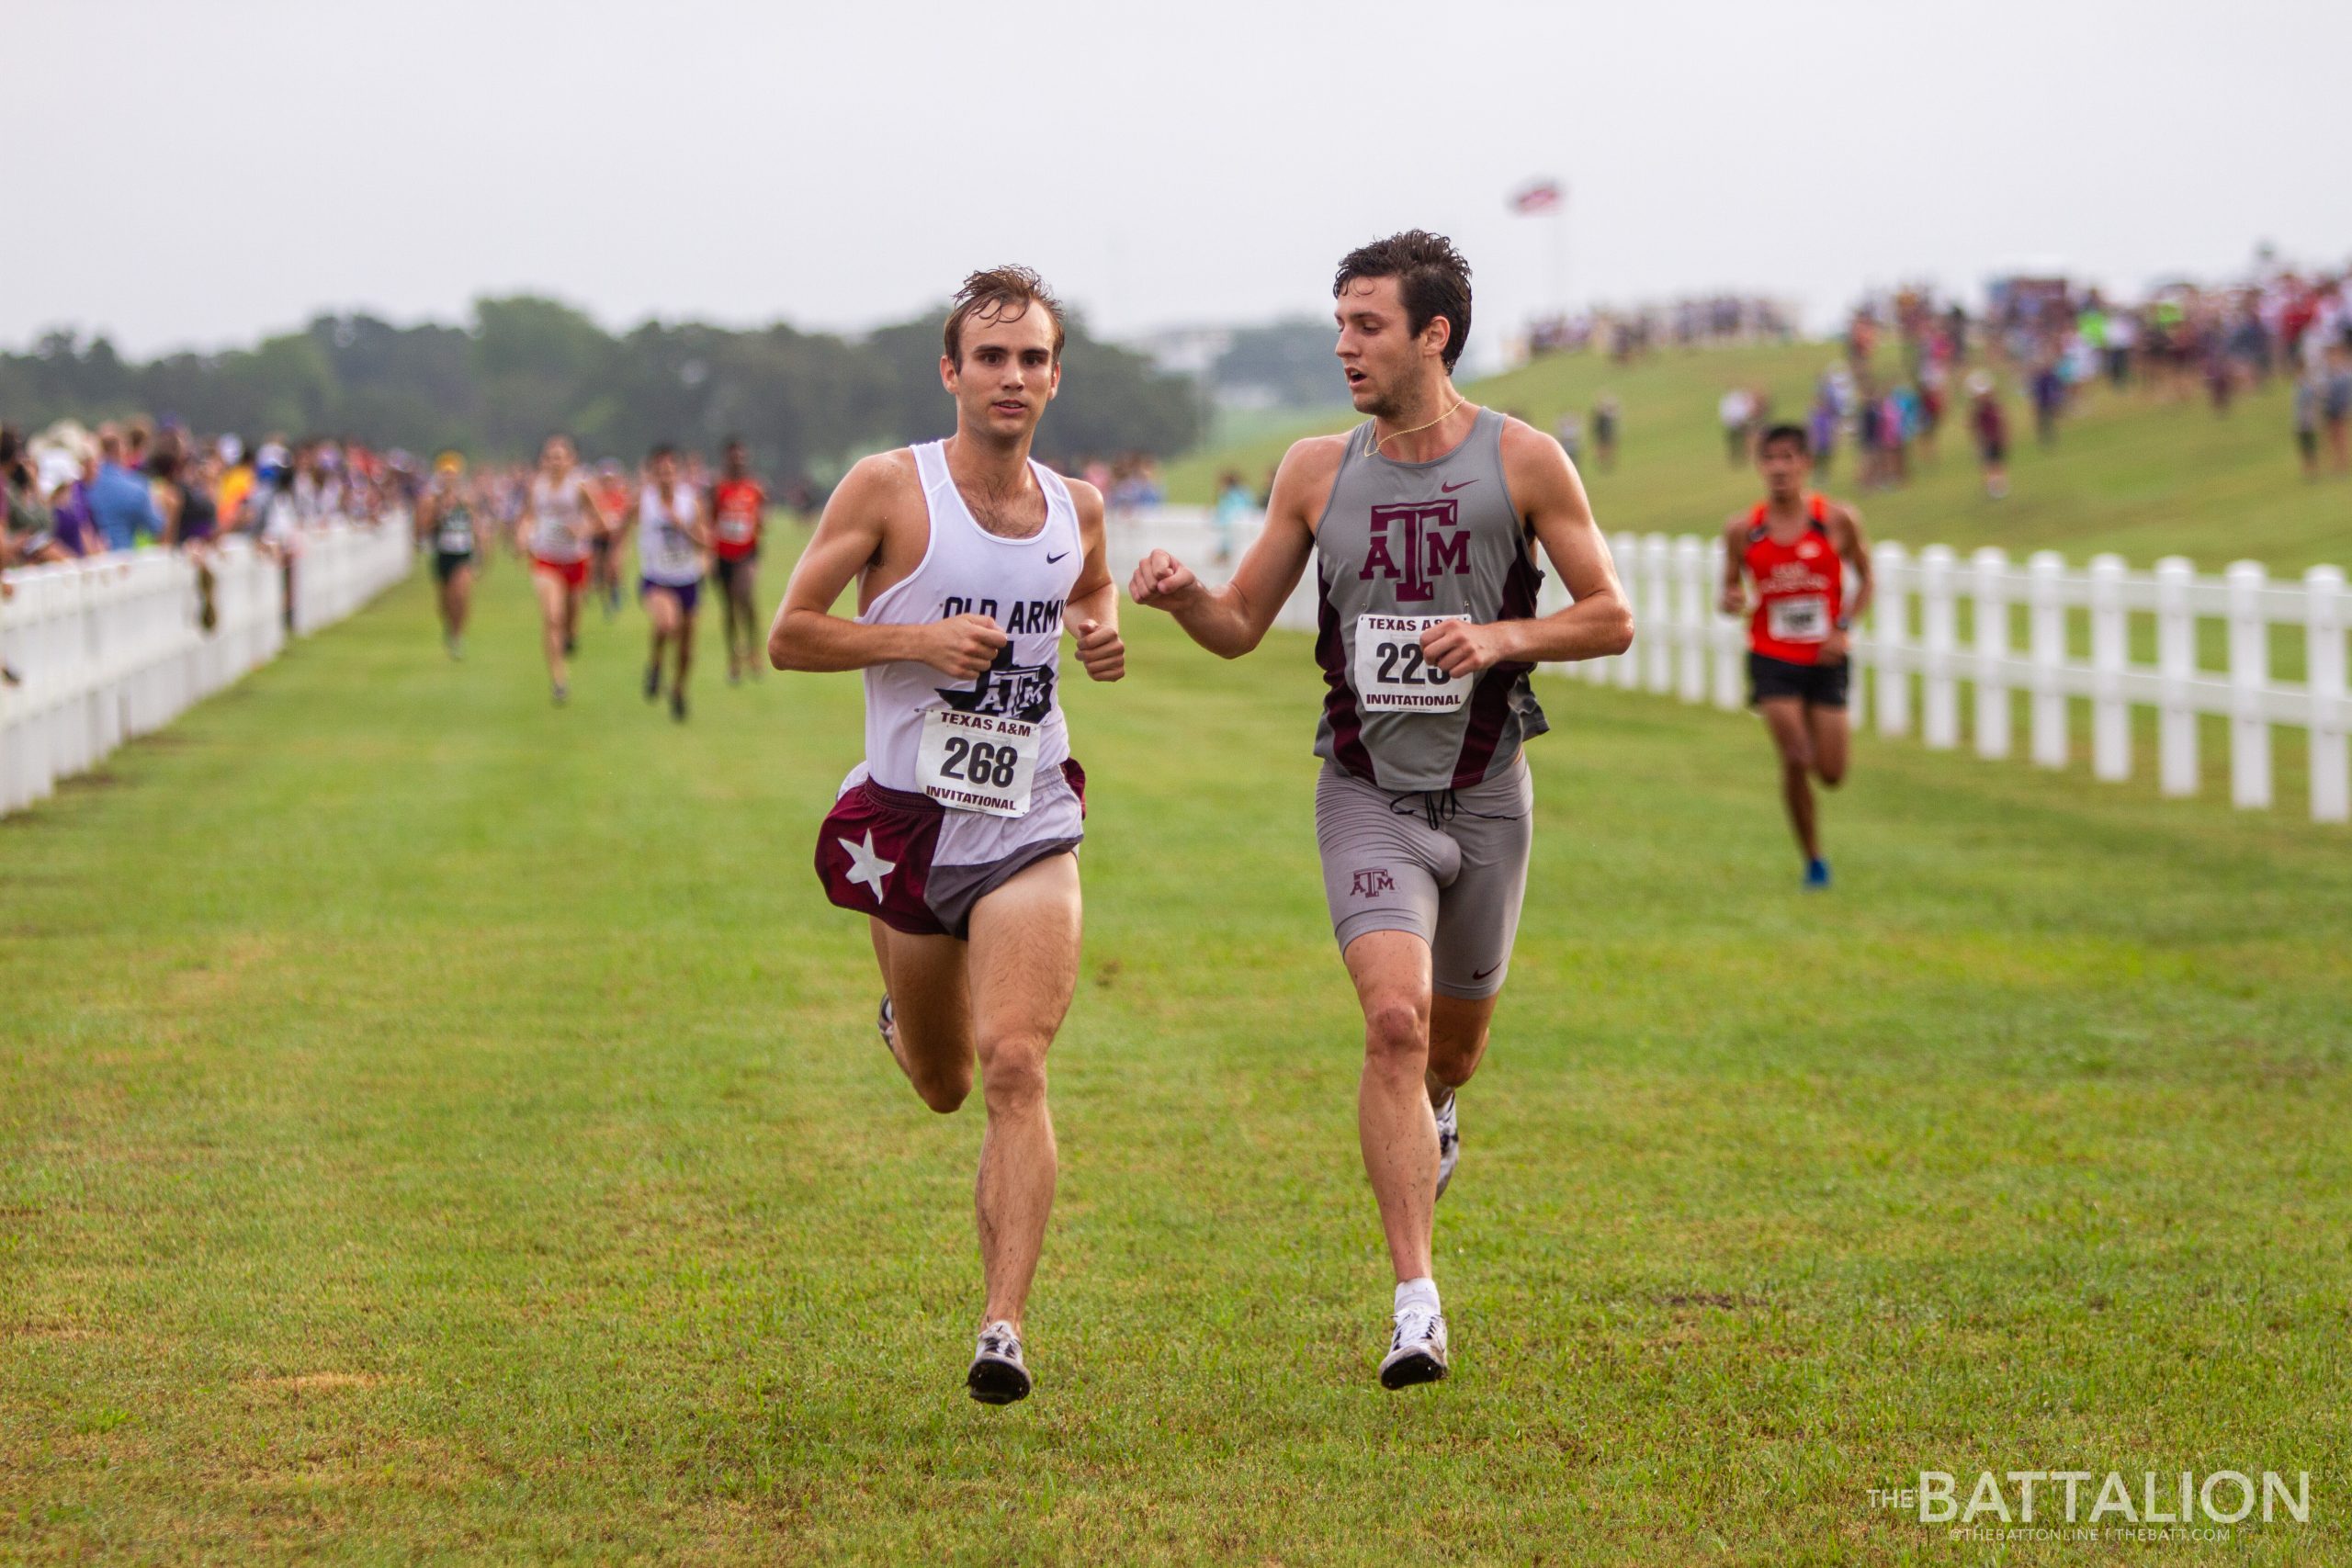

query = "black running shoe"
[967,1321,1031,1405]
[670,689,687,723]
[644,663,660,702]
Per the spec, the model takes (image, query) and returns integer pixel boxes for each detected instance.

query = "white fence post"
[2028,550,2067,768]
[2154,557,2198,796]
[2090,553,2130,781]
[1972,546,2012,760]
[1640,534,1673,694]
[1672,536,1707,704]
[1872,542,1910,737]
[2226,560,2273,809]
[2308,565,2347,823]
[1919,545,1958,750]
[1611,532,1642,690]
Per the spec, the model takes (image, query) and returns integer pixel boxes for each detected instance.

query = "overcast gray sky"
[8,0,2347,369]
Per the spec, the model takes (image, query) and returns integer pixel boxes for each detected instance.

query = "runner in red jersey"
[710,438,767,683]
[1719,423,1873,888]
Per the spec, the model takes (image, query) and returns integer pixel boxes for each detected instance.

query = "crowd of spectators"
[2,416,415,575]
[1526,295,1797,360]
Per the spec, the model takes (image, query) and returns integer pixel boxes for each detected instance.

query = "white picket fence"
[0,519,413,817]
[1114,507,2350,825]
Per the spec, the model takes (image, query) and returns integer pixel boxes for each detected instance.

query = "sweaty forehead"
[965,303,1056,353]
[1337,276,1403,314]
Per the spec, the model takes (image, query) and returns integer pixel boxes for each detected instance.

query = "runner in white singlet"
[515,435,609,705]
[629,445,710,722]
[768,266,1124,1406]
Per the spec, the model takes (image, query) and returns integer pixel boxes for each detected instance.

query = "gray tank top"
[1311,408,1547,792]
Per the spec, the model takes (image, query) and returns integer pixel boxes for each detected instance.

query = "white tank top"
[530,473,590,562]
[638,482,702,584]
[857,442,1084,793]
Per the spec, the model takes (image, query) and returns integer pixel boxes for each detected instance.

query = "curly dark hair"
[1333,230,1474,371]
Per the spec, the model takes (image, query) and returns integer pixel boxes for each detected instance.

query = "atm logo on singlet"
[1358,501,1467,604]
[937,642,1057,724]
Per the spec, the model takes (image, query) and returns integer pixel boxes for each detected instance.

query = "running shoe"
[551,681,569,706]
[967,1320,1031,1405]
[1434,1090,1460,1200]
[1378,1305,1450,1390]
[1804,858,1831,891]
[563,635,578,657]
[670,689,687,724]
[644,663,660,702]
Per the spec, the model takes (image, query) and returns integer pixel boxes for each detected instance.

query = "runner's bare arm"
[1821,502,1873,662]
[1718,515,1750,615]
[1830,503,1873,626]
[576,484,609,543]
[1064,479,1124,682]
[1420,424,1634,678]
[767,454,1008,679]
[1127,435,1332,658]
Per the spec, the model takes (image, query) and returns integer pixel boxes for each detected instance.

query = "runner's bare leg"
[963,852,1080,1331]
[1346,930,1438,1283]
[1426,993,1499,1104]
[870,919,975,1111]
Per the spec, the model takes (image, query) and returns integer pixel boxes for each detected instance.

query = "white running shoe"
[967,1320,1031,1404]
[1379,1304,1450,1389]
[1434,1090,1460,1200]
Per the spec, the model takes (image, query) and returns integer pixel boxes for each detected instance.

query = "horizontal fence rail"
[0,519,413,817]
[1114,507,2349,825]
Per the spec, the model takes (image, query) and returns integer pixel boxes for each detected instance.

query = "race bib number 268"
[1354,613,1471,713]
[916,708,1040,818]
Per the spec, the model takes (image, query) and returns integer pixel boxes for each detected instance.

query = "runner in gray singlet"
[1131,231,1634,1391]
[1310,405,1542,1001]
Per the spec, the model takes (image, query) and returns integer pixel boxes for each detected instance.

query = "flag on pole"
[1509,179,1564,216]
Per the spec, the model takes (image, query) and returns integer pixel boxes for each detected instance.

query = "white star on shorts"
[839,830,897,902]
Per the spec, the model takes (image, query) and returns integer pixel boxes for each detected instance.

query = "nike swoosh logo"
[1471,963,1501,980]
[1440,479,1478,494]
[1046,550,1069,563]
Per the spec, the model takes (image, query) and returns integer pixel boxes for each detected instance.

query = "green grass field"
[5,555,2350,1564]
[1168,342,2350,575]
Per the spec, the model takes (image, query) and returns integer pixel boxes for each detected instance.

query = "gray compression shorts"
[1313,754,1533,999]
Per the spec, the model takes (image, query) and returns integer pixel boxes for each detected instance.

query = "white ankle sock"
[1395,1277,1440,1316]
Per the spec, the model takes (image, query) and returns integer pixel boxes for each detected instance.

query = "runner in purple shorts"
[768,266,1124,1406]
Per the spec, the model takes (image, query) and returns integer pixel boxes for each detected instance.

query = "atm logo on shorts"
[1360,501,1467,604]
[1350,868,1396,898]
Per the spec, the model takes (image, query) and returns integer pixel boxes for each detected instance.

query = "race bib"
[916,707,1040,818]
[1767,594,1830,643]
[1354,613,1471,713]
[718,514,754,544]
[436,527,472,554]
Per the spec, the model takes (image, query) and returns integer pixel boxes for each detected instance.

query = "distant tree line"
[0,296,1206,489]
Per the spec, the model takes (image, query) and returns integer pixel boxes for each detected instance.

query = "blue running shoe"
[1804,858,1831,890]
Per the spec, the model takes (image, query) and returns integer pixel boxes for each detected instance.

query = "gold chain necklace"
[1367,395,1470,457]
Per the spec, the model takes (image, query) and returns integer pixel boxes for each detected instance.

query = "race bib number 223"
[1354,613,1471,712]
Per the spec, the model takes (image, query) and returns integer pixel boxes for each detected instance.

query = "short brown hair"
[1334,231,1474,371]
[943,265,1066,367]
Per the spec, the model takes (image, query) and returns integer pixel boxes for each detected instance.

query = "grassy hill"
[1168,342,2350,573]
